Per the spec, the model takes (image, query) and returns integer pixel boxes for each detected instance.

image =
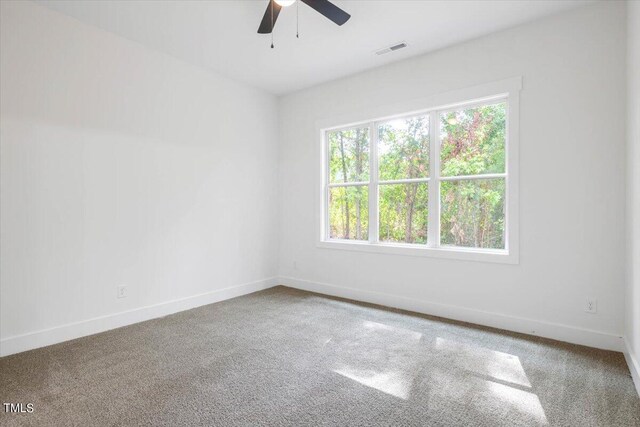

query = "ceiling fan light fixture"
[275,0,296,7]
[258,0,350,35]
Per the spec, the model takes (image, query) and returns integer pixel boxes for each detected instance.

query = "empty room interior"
[1,0,640,425]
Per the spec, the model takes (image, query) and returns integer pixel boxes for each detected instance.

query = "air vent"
[375,42,408,56]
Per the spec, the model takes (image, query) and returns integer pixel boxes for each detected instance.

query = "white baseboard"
[624,339,640,397]
[279,276,624,352]
[1,276,626,358]
[0,277,278,357]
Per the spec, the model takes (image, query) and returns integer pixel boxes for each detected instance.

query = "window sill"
[317,239,518,264]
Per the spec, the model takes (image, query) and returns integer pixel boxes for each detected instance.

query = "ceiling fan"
[257,0,351,35]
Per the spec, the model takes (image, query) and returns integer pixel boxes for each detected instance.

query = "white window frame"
[317,77,521,264]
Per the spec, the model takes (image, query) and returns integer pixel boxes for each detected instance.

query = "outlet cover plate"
[585,297,597,314]
[117,285,127,299]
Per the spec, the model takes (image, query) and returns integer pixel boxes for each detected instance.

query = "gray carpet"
[1,286,639,426]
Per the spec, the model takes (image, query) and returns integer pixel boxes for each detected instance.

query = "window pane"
[328,127,370,183]
[440,178,505,249]
[378,115,429,181]
[379,183,428,244]
[440,102,506,177]
[329,186,369,240]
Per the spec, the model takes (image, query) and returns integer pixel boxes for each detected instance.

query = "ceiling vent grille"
[375,42,408,56]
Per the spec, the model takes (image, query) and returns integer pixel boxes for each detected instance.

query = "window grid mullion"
[379,177,430,185]
[439,173,506,181]
[369,122,379,244]
[427,110,439,248]
[324,131,330,240]
[328,181,369,188]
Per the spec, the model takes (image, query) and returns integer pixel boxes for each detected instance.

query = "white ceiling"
[36,0,592,95]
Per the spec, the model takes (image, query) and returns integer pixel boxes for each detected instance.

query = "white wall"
[278,1,627,349]
[625,0,640,391]
[0,1,279,354]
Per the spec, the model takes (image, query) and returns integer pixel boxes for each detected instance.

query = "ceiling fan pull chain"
[296,0,299,38]
[271,1,274,48]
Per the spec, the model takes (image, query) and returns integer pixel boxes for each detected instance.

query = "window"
[320,83,519,264]
[439,102,507,250]
[327,126,370,240]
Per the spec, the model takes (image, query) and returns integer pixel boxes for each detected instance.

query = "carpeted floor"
[1,286,639,426]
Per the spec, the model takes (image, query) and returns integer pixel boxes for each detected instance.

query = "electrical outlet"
[585,297,597,314]
[117,285,128,299]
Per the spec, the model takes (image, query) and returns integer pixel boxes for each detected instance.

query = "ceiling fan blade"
[300,0,351,26]
[257,0,282,34]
